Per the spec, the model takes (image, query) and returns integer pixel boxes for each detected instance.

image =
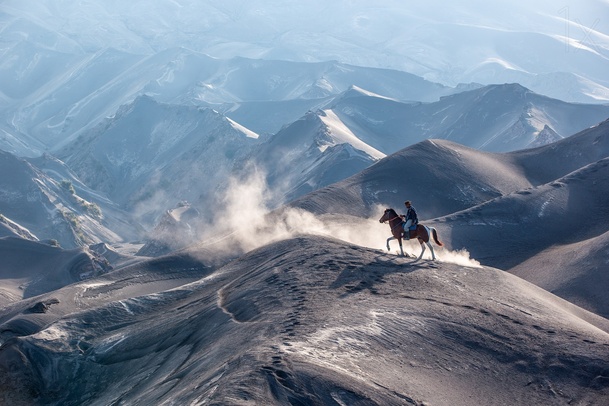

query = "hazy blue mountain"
[57,96,262,225]
[0,149,138,248]
[329,83,609,153]
[246,109,382,204]
[0,45,452,156]
[4,0,607,157]
[2,0,607,103]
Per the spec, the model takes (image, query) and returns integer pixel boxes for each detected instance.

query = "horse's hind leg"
[427,242,436,260]
[417,241,426,260]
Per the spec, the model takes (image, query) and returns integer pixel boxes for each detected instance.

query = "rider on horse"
[401,200,418,240]
[379,205,442,259]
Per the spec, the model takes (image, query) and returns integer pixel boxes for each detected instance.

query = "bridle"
[381,209,401,223]
[381,210,404,235]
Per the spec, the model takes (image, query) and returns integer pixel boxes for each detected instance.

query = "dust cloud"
[197,169,481,268]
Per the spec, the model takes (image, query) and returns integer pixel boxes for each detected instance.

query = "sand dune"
[436,157,609,318]
[1,236,608,405]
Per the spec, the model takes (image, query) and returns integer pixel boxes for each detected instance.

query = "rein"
[382,213,404,236]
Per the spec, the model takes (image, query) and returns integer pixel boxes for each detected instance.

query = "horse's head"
[379,208,396,223]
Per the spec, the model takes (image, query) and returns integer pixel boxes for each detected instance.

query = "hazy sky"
[2,0,608,94]
[3,0,607,56]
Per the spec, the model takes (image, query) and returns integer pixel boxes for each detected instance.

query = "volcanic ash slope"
[1,237,608,405]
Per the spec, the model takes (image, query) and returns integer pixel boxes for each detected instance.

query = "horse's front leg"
[386,237,406,256]
[386,236,394,251]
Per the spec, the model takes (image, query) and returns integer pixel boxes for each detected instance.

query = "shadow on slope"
[510,117,609,184]
[510,230,609,319]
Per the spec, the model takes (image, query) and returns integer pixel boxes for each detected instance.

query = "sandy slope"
[1,236,608,405]
[508,231,609,318]
[0,237,111,306]
[289,139,532,219]
[435,157,609,318]
[510,118,609,184]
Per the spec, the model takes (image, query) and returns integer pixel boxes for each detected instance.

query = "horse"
[379,208,443,260]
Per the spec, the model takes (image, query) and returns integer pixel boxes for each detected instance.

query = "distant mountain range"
[1,74,608,249]
[1,40,608,158]
[2,0,608,103]
[0,49,453,157]
[329,83,609,152]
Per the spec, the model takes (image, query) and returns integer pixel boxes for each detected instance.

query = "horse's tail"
[430,227,443,246]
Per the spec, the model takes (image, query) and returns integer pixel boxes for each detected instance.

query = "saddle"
[403,224,420,239]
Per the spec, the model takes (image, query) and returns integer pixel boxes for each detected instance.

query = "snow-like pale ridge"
[319,109,385,160]
[226,117,259,139]
[349,85,399,101]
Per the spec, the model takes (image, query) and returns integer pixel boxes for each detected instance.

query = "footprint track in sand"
[260,365,299,393]
[270,272,309,342]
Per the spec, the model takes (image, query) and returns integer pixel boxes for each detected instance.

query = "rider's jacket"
[405,207,418,224]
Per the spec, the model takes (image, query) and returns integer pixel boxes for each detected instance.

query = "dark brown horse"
[379,208,443,259]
